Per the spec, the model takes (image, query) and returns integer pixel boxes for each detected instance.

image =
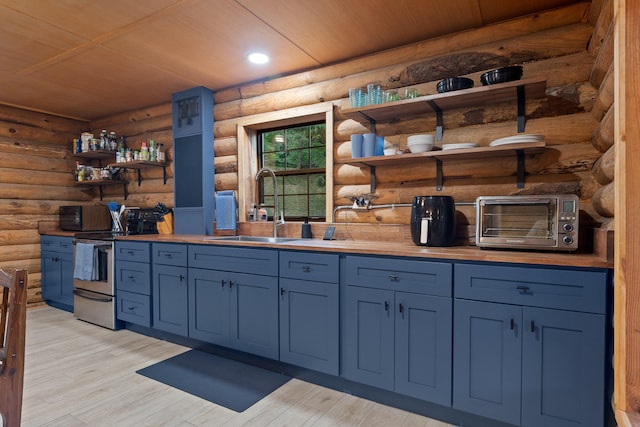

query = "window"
[258,123,326,221]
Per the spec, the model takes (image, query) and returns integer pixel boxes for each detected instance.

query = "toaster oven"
[475,195,579,251]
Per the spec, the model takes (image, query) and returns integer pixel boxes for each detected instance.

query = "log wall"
[0,105,87,307]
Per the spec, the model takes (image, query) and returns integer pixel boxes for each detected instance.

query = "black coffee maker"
[410,196,456,246]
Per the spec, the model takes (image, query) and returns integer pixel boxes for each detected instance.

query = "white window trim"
[236,102,334,222]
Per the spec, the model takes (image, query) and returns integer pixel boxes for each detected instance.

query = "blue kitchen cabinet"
[453,263,608,427]
[188,267,230,345]
[453,299,522,425]
[41,236,74,312]
[152,243,189,336]
[343,255,453,405]
[188,244,279,359]
[344,285,395,389]
[115,241,151,326]
[279,251,340,375]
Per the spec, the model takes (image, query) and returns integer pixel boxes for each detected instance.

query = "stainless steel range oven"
[73,236,119,329]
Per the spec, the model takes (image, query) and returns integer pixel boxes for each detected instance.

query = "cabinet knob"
[302,265,311,273]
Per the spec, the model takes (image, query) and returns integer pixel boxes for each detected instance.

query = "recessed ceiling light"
[248,52,269,64]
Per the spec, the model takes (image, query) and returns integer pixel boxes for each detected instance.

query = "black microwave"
[59,205,112,231]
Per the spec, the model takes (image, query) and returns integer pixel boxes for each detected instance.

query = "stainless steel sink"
[203,235,301,243]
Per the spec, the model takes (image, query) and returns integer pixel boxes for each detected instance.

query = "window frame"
[236,102,334,223]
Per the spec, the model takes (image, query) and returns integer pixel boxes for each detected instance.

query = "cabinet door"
[343,286,394,390]
[453,299,522,425]
[229,272,279,359]
[42,252,62,301]
[395,292,452,406]
[59,252,75,307]
[279,278,339,375]
[522,307,605,427]
[188,268,230,346]
[153,264,188,336]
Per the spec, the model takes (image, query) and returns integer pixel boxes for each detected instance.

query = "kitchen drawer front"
[117,290,151,327]
[115,241,150,263]
[152,243,188,266]
[41,235,74,253]
[116,260,151,295]
[279,251,339,283]
[345,255,452,297]
[188,244,278,276]
[454,263,608,314]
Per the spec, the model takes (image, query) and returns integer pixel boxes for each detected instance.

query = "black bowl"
[480,65,523,86]
[436,77,474,93]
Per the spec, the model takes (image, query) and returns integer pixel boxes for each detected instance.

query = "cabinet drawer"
[189,244,278,276]
[153,243,188,266]
[345,255,452,297]
[280,251,339,283]
[454,263,608,314]
[115,241,150,262]
[117,290,151,327]
[41,235,74,253]
[116,260,151,294]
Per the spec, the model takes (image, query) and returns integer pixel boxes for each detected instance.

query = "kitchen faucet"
[255,167,285,238]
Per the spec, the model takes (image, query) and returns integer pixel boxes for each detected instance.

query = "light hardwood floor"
[19,306,455,427]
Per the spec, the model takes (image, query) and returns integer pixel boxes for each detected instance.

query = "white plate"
[489,134,545,146]
[442,143,478,150]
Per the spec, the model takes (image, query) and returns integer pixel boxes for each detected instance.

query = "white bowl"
[407,141,434,153]
[407,134,435,144]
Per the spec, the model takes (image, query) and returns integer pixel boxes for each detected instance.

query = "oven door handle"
[73,289,113,303]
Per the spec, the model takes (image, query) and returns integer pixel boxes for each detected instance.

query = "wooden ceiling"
[0,0,582,121]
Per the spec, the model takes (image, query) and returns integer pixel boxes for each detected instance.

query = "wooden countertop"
[111,233,612,269]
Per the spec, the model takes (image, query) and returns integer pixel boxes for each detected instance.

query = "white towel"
[73,243,96,281]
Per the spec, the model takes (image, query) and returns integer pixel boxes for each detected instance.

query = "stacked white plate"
[489,134,545,147]
[442,142,477,151]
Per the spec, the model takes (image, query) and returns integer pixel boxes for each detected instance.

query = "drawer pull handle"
[164,253,172,258]
[384,301,389,312]
[221,279,226,288]
[127,250,134,255]
[280,287,285,296]
[127,275,135,280]
[516,285,531,294]
[510,318,515,330]
[179,275,185,282]
[399,303,404,314]
[530,320,535,333]
[388,274,399,282]
[229,281,234,288]
[302,265,311,273]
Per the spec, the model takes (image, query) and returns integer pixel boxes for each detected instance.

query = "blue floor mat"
[137,349,290,412]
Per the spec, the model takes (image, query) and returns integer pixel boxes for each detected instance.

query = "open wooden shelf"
[341,77,547,138]
[108,160,167,186]
[337,140,546,191]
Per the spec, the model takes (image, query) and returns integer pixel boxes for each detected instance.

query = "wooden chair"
[0,268,28,427]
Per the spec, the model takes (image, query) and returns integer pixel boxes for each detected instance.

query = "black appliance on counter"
[126,208,159,235]
[410,196,456,246]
